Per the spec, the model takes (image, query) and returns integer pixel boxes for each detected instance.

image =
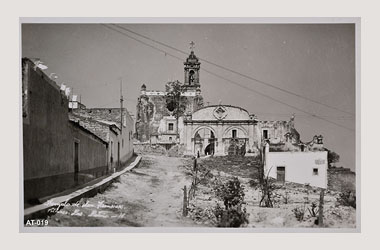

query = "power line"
[110,23,354,116]
[102,24,184,61]
[202,69,355,132]
[254,113,354,120]
[101,24,355,132]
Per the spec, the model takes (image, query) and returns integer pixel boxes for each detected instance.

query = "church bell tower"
[184,41,200,90]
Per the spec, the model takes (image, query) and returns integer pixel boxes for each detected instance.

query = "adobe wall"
[70,123,108,174]
[24,122,109,202]
[23,59,74,179]
[22,59,109,203]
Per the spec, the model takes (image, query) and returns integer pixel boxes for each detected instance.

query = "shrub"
[282,191,290,204]
[214,177,245,209]
[259,175,278,208]
[292,207,306,222]
[214,203,249,227]
[307,202,319,217]
[248,179,260,189]
[337,190,356,208]
[213,177,249,227]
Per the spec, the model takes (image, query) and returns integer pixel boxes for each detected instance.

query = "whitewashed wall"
[265,151,328,188]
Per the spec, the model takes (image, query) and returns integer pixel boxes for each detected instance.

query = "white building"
[264,149,328,188]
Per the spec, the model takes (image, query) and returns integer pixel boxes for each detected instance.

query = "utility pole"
[177,85,181,141]
[120,77,124,134]
[318,189,324,227]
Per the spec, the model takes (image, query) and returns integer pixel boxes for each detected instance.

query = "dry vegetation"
[44,155,356,228]
[182,157,356,228]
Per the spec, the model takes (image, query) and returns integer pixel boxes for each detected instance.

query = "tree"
[327,149,340,165]
[165,81,187,137]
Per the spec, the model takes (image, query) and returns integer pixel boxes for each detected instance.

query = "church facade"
[135,47,303,156]
[180,105,300,156]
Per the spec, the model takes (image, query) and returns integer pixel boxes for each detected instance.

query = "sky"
[22,23,356,171]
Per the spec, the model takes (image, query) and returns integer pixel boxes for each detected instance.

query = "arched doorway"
[193,127,216,156]
[223,127,248,156]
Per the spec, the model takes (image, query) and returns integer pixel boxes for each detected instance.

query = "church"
[135,44,314,157]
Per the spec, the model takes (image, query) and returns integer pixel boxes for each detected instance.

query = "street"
[47,155,199,227]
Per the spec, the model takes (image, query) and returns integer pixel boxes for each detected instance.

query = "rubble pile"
[167,144,186,157]
[133,144,167,155]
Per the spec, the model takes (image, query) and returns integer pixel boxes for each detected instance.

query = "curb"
[24,155,142,221]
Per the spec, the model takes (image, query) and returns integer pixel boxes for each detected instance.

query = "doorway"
[193,128,215,156]
[263,129,268,140]
[276,166,285,183]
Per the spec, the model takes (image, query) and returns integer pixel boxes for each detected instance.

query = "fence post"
[318,189,324,227]
[193,158,198,185]
[183,185,188,217]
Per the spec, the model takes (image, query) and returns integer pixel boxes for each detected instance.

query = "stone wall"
[328,167,356,192]
[195,156,262,180]
[198,155,260,168]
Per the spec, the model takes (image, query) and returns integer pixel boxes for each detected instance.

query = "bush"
[282,191,290,204]
[248,179,260,189]
[292,207,306,222]
[259,175,279,208]
[337,190,356,208]
[214,203,249,227]
[213,177,249,227]
[214,177,245,209]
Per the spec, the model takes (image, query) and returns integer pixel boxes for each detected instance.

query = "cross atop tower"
[189,41,195,51]
[184,42,200,89]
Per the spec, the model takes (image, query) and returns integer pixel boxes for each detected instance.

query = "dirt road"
[47,155,199,227]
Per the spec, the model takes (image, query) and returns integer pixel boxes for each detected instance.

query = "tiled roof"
[68,113,112,143]
[72,108,130,128]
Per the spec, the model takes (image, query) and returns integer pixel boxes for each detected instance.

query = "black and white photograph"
[20,18,359,232]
